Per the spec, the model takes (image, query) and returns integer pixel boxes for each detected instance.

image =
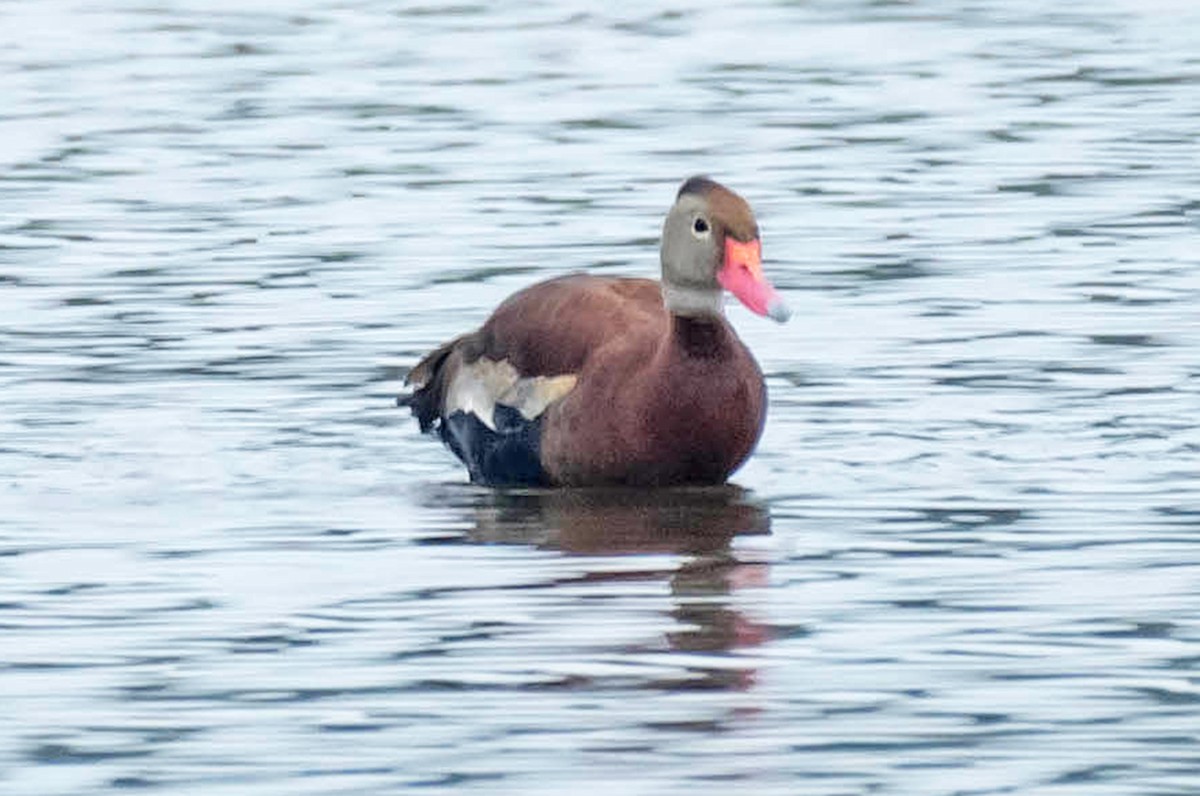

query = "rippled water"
[3,1,1199,794]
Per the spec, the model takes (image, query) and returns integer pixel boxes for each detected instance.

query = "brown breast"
[539,313,766,487]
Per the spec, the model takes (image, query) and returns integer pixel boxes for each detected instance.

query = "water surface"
[2,1,1198,794]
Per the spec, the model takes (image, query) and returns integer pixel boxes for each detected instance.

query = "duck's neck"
[661,282,724,319]
[670,313,731,360]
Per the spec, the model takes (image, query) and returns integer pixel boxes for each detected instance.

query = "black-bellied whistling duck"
[400,176,790,487]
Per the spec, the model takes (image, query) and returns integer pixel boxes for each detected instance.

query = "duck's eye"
[692,217,710,235]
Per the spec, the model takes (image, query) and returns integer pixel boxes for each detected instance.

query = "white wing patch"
[445,357,577,430]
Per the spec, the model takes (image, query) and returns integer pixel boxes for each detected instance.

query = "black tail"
[398,384,441,433]
[397,336,465,433]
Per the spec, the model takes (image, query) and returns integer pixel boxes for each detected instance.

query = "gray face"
[660,193,721,291]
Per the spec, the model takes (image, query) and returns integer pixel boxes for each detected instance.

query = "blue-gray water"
[2,1,1198,794]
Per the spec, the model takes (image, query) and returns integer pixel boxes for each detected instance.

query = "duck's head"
[660,176,791,323]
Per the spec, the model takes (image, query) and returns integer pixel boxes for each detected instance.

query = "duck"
[399,176,790,487]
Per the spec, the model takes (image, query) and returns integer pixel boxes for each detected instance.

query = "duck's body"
[401,177,789,487]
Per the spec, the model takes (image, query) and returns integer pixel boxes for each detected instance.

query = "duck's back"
[476,274,666,374]
[402,274,670,485]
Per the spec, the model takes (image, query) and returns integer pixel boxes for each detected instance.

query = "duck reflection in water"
[425,484,773,691]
